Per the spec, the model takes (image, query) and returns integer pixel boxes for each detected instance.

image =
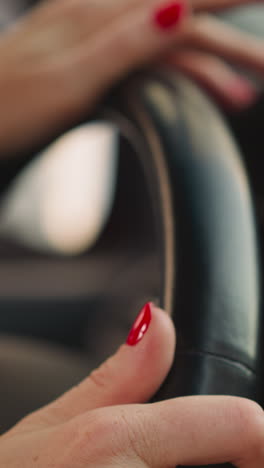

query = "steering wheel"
[99,71,263,404]
[0,69,263,437]
[0,5,263,467]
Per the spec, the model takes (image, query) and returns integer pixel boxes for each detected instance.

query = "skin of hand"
[1,303,264,467]
[166,10,264,110]
[0,0,263,155]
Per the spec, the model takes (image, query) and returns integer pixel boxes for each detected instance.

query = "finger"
[0,0,190,154]
[4,0,185,55]
[70,396,264,467]
[25,303,175,427]
[2,0,161,57]
[166,49,257,109]
[193,0,264,13]
[55,0,190,112]
[184,15,264,74]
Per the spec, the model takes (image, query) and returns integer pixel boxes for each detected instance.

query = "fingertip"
[126,302,176,351]
[132,302,176,374]
[223,79,258,111]
[126,302,153,346]
[150,303,176,369]
[115,302,176,403]
[153,1,188,31]
[151,303,177,351]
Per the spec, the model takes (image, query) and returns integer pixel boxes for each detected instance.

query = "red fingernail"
[126,302,152,346]
[154,1,186,30]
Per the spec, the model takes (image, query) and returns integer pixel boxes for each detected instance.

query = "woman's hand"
[0,0,190,154]
[0,0,263,154]
[1,0,263,156]
[1,303,264,467]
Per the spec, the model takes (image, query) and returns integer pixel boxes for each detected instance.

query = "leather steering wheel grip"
[102,72,262,403]
[3,71,261,403]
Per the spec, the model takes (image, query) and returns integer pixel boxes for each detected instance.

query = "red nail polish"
[126,302,152,346]
[154,1,185,30]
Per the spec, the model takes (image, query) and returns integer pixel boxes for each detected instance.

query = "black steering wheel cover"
[0,72,262,403]
[102,72,262,402]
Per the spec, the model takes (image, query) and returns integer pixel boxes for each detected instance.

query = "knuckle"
[59,414,108,465]
[117,408,153,465]
[70,407,149,464]
[62,410,128,465]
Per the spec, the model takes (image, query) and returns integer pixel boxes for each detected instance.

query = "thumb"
[27,303,176,427]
